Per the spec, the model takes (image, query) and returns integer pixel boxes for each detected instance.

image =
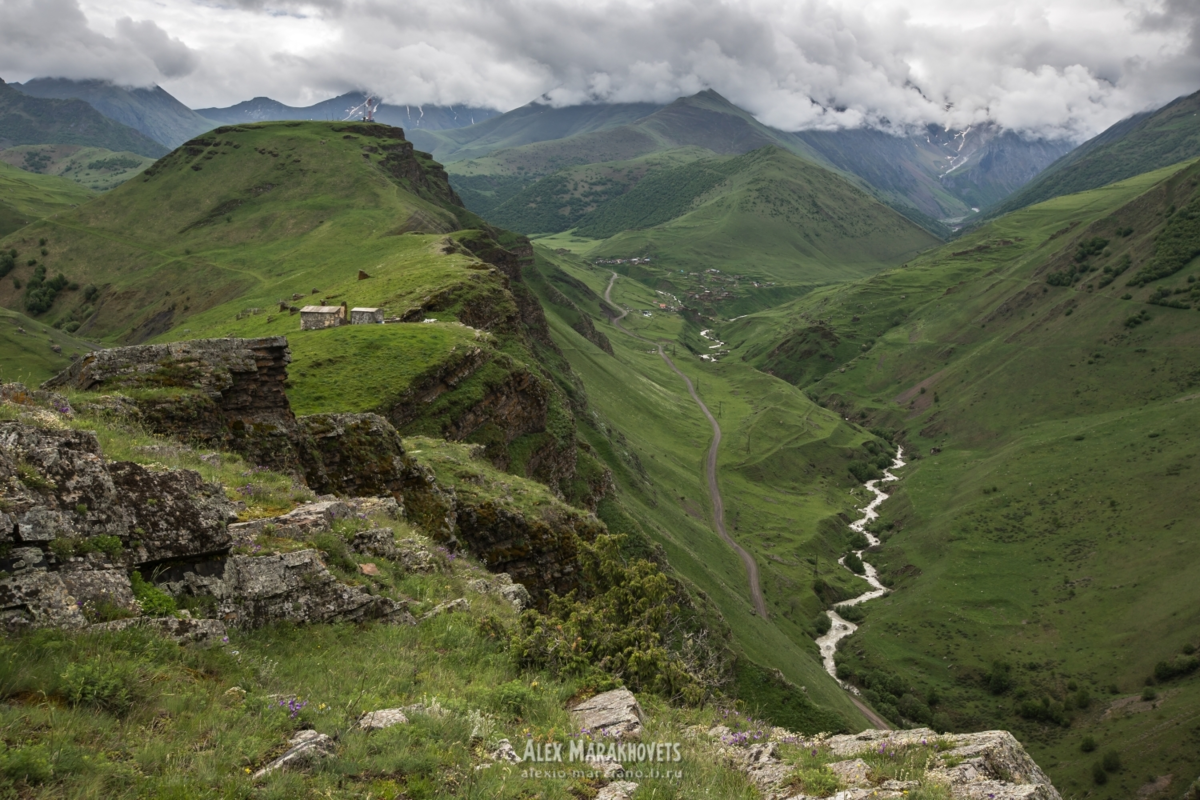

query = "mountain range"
[195,92,499,131]
[418,90,1074,232]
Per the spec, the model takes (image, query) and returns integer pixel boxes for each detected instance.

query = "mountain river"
[815,447,906,691]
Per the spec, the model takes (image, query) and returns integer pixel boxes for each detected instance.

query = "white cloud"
[1,0,1198,141]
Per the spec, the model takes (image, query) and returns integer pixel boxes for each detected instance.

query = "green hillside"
[0,121,476,343]
[719,159,1200,795]
[16,78,219,149]
[984,88,1200,219]
[587,147,940,287]
[0,144,154,191]
[469,146,708,230]
[406,99,663,163]
[0,78,167,158]
[0,159,95,237]
[0,305,96,383]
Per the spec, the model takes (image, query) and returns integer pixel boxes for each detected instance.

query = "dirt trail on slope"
[604,273,767,618]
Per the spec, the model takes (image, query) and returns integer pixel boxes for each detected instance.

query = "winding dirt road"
[604,273,767,618]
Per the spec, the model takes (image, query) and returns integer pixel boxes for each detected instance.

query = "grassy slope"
[589,147,940,286]
[985,88,1200,219]
[0,306,96,384]
[528,247,884,730]
[407,100,663,163]
[0,399,772,799]
[478,147,711,233]
[0,160,95,237]
[0,121,569,473]
[0,145,155,192]
[724,161,1200,795]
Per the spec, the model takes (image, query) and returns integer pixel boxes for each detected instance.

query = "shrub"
[1124,309,1151,328]
[839,604,866,623]
[0,743,53,785]
[790,766,840,798]
[1093,762,1108,785]
[1153,656,1199,682]
[60,661,134,713]
[1102,750,1121,772]
[310,532,358,574]
[130,570,176,617]
[23,266,70,315]
[1074,237,1109,263]
[1141,686,1157,701]
[88,535,123,557]
[489,680,534,717]
[511,534,712,704]
[986,661,1013,695]
[1081,734,1096,753]
[848,461,882,483]
[844,553,865,575]
[813,613,831,636]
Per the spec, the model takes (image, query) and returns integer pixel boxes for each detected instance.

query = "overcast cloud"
[1,0,1198,141]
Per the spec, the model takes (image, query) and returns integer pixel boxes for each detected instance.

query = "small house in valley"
[300,305,345,330]
[351,307,383,325]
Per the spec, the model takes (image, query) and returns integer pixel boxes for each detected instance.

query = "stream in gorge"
[816,447,906,691]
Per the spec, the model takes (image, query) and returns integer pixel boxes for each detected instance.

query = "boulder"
[0,571,87,632]
[396,536,441,573]
[349,528,400,560]
[596,782,639,800]
[489,739,520,763]
[228,500,351,543]
[813,728,1061,800]
[58,568,139,615]
[421,598,469,621]
[252,729,334,779]
[0,421,234,565]
[570,689,644,739]
[218,550,411,628]
[358,708,409,730]
[828,758,872,787]
[158,549,415,629]
[466,572,531,610]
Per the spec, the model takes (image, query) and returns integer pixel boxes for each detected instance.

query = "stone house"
[350,307,383,325]
[300,305,345,330]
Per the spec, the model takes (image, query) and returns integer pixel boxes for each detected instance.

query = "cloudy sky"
[1,0,1198,141]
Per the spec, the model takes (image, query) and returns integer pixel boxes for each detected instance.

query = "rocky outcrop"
[0,422,234,566]
[43,337,301,472]
[467,572,531,610]
[709,726,1061,800]
[155,549,413,629]
[570,689,645,739]
[0,571,88,632]
[456,499,600,601]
